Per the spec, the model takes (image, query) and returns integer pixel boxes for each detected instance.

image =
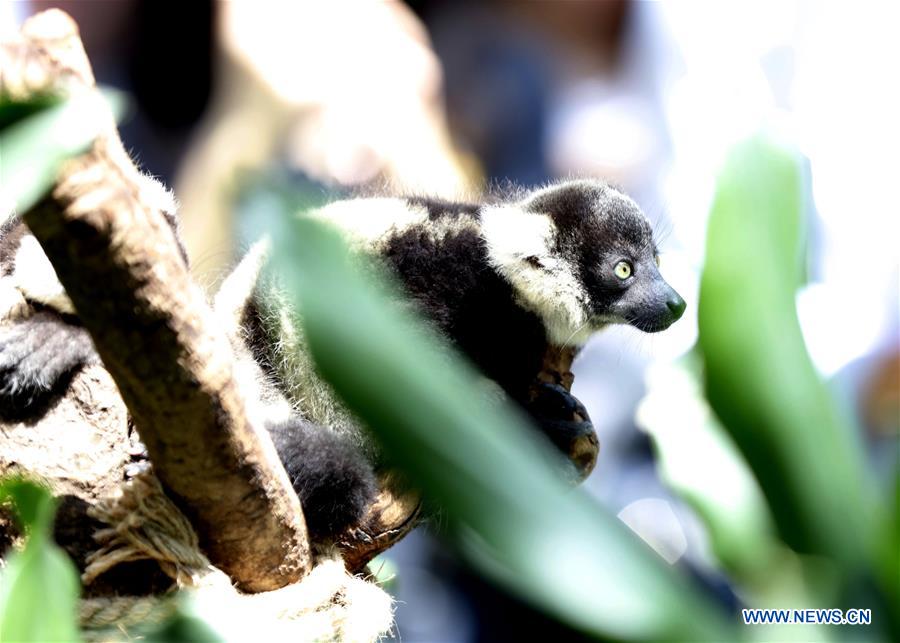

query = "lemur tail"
[216,240,378,541]
[268,417,377,541]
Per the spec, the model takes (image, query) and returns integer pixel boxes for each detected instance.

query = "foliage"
[139,598,225,643]
[697,137,897,639]
[0,478,81,643]
[263,195,733,641]
[699,138,876,566]
[0,90,124,226]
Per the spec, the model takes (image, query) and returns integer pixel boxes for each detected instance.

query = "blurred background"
[3,1,897,641]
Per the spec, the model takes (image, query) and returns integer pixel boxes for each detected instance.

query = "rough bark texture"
[0,366,132,502]
[4,9,310,592]
[25,154,312,592]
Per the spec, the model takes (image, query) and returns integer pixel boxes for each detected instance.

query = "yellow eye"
[614,261,632,280]
[655,255,660,267]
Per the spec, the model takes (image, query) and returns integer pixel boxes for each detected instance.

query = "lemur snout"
[622,278,686,333]
[666,290,686,320]
[648,283,686,331]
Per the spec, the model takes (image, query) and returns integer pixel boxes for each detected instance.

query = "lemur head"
[480,180,685,345]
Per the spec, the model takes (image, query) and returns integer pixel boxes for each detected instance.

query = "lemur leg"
[0,311,99,418]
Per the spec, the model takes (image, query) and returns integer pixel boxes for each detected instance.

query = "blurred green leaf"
[0,478,81,643]
[265,214,734,641]
[0,477,56,533]
[880,470,900,617]
[0,89,125,225]
[636,359,845,642]
[637,356,777,577]
[140,598,224,643]
[698,137,878,572]
[235,171,333,249]
[0,94,61,130]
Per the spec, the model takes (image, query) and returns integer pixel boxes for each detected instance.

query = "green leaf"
[0,94,62,130]
[0,478,81,643]
[636,355,777,577]
[140,598,225,643]
[0,89,125,225]
[265,214,734,641]
[636,358,841,643]
[0,477,56,534]
[698,136,877,570]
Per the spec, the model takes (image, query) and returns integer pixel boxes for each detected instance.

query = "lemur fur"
[244,179,686,469]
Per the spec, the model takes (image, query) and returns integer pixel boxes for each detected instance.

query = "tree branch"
[7,9,310,592]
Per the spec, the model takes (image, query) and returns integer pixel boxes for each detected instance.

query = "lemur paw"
[267,417,378,542]
[528,382,599,481]
[0,312,98,419]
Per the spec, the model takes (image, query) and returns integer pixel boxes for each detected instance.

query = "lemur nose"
[666,292,687,320]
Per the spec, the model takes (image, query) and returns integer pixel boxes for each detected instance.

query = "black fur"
[380,182,684,465]
[393,184,682,397]
[0,311,99,420]
[0,217,103,418]
[379,221,597,468]
[0,211,189,417]
[268,417,378,541]
[529,183,652,316]
[405,196,481,220]
[267,182,682,529]
[382,224,547,404]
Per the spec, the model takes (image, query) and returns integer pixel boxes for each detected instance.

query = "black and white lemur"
[0,178,685,542]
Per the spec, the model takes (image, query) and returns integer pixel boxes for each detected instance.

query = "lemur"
[0,179,685,543]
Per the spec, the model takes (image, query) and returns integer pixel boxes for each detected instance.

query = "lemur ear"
[481,204,556,273]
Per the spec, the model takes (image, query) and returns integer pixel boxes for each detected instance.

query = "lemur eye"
[614,261,632,280]
[654,255,660,267]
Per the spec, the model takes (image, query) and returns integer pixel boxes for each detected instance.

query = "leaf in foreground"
[265,214,734,641]
[0,89,124,225]
[0,477,81,642]
[698,137,878,571]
